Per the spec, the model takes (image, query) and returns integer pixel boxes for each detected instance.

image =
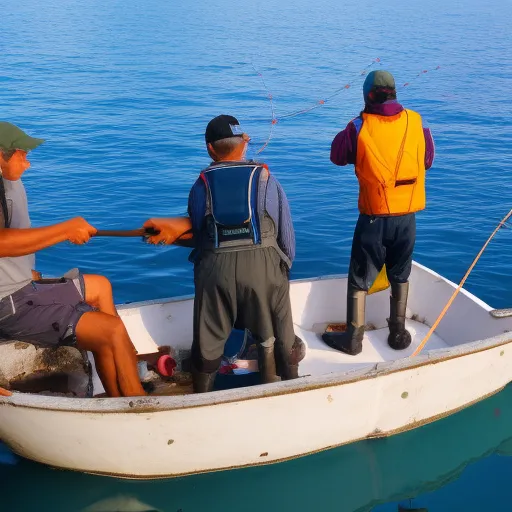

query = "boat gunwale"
[115,261,492,313]
[1,261,508,414]
[115,272,348,311]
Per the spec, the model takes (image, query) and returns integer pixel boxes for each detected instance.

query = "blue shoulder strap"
[352,116,363,136]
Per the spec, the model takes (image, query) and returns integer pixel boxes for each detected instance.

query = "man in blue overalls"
[148,115,304,392]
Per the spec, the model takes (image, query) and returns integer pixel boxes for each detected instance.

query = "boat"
[0,260,511,479]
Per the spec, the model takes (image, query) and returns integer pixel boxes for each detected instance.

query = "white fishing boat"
[0,260,511,479]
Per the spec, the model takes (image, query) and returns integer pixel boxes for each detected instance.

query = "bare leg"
[75,311,146,397]
[82,274,137,353]
[83,274,119,317]
[91,345,120,397]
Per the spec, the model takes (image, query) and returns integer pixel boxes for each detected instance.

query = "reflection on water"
[3,385,512,512]
[82,496,162,512]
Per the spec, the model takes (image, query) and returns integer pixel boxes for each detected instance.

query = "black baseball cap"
[205,115,244,144]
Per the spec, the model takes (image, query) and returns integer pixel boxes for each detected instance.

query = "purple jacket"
[330,101,435,169]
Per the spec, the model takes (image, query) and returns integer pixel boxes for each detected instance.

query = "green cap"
[370,70,395,88]
[0,122,45,153]
[363,70,396,102]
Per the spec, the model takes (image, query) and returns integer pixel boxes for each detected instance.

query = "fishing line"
[251,62,278,154]
[249,60,442,155]
[248,57,381,155]
[402,65,441,88]
[277,58,382,120]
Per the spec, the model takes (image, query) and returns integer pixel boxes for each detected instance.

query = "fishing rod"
[412,207,512,357]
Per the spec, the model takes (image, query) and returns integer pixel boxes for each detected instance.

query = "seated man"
[145,115,304,392]
[0,122,145,397]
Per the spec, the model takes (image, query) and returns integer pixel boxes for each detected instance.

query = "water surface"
[1,0,511,509]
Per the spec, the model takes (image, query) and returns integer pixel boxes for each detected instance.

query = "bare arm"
[0,224,70,257]
[0,217,97,257]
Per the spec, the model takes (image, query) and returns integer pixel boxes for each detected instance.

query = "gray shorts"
[0,273,94,347]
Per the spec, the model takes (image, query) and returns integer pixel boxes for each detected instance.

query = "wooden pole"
[412,208,512,357]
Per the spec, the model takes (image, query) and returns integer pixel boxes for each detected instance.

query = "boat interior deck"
[296,319,448,377]
[1,316,451,398]
[90,320,450,396]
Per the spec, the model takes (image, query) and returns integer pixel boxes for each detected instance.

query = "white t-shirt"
[0,178,35,298]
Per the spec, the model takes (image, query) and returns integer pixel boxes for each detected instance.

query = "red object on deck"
[157,355,177,377]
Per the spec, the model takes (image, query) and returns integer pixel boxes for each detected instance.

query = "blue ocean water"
[0,0,511,510]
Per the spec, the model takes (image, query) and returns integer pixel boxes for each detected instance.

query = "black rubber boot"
[258,343,280,384]
[274,336,306,381]
[322,286,366,356]
[283,336,306,380]
[387,281,412,350]
[191,366,217,393]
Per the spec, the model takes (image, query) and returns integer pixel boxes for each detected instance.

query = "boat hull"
[1,333,511,478]
[2,261,512,478]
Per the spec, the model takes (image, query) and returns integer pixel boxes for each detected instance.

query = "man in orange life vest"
[322,70,435,355]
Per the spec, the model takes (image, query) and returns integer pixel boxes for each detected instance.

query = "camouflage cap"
[0,122,45,153]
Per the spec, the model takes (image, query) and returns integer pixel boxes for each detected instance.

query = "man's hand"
[32,269,42,281]
[65,217,97,245]
[143,217,192,245]
[0,387,12,397]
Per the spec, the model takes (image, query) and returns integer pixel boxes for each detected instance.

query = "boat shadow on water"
[3,384,512,512]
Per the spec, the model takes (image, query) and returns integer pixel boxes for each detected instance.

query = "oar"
[95,228,194,247]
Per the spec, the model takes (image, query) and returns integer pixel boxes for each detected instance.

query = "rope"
[251,62,277,155]
[411,207,512,357]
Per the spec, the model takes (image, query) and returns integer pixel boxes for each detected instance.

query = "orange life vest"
[355,109,426,216]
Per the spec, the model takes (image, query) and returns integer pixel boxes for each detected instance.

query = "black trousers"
[192,248,295,373]
[348,213,416,291]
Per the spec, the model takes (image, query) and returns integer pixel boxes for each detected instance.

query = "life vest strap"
[0,177,9,228]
